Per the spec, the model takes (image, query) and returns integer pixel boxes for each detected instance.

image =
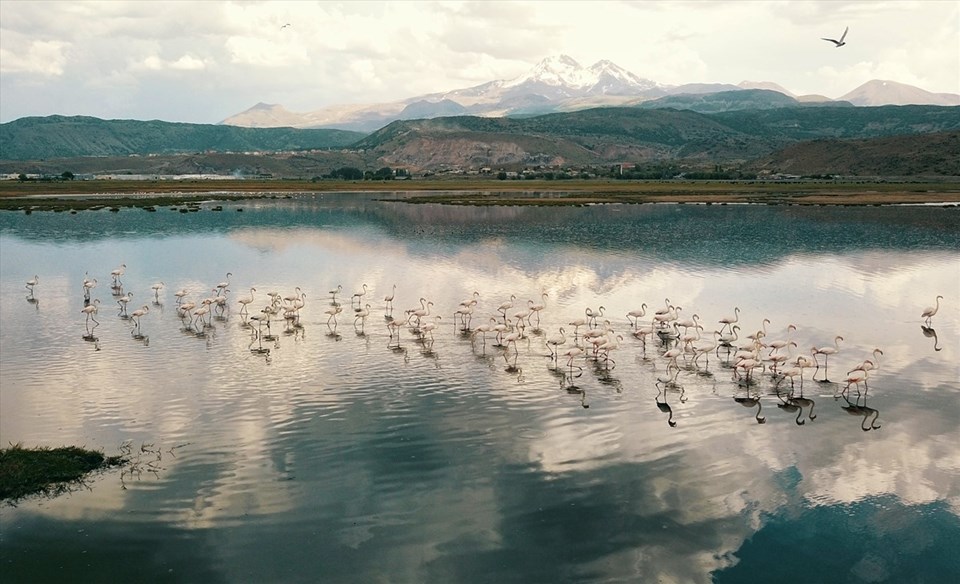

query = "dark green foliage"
[0,444,124,501]
[0,115,368,160]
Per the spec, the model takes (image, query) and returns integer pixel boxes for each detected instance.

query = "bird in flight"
[281,23,291,30]
[821,26,848,47]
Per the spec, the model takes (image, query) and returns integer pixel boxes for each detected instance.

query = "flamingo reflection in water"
[921,325,942,352]
[838,391,881,431]
[733,389,766,424]
[655,382,679,427]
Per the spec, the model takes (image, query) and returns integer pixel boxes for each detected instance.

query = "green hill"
[353,104,960,168]
[0,116,367,160]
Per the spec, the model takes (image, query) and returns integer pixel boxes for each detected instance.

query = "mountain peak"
[506,54,593,89]
[839,79,960,106]
[504,55,658,94]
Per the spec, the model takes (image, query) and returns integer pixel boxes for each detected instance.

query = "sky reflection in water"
[1,194,958,583]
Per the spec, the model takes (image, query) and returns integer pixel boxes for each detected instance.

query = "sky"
[1,0,958,124]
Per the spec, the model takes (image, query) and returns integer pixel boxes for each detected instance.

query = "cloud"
[134,54,207,72]
[0,39,70,76]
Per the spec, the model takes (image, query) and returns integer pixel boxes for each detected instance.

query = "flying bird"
[821,26,848,47]
[280,23,291,30]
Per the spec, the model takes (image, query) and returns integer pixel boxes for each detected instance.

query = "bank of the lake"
[1,178,959,209]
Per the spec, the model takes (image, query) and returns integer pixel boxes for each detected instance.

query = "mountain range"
[221,55,960,132]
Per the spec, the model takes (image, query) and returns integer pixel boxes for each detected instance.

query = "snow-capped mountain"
[433,55,662,106]
[220,56,959,131]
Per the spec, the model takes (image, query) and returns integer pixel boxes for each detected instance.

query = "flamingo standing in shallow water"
[921,295,943,325]
[719,307,740,334]
[812,336,843,381]
[238,288,256,316]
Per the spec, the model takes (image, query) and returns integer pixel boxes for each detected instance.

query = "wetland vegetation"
[1,178,958,211]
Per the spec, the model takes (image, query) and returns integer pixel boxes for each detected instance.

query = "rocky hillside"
[354,104,960,169]
[755,131,960,177]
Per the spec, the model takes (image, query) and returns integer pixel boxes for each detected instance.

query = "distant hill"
[636,89,807,113]
[838,80,960,106]
[0,116,367,161]
[755,131,960,177]
[4,105,959,177]
[353,104,960,169]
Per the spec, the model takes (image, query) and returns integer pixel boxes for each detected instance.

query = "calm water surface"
[1,194,959,583]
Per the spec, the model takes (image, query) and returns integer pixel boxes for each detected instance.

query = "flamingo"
[718,325,740,346]
[325,304,343,327]
[283,287,303,306]
[215,273,232,296]
[693,331,722,368]
[654,298,672,316]
[527,292,548,329]
[406,298,433,329]
[563,346,584,372]
[812,335,843,381]
[419,315,442,345]
[848,348,883,384]
[117,291,133,316]
[352,283,369,310]
[471,318,497,350]
[238,288,256,316]
[766,324,797,356]
[81,299,101,330]
[173,289,188,305]
[151,281,164,302]
[355,303,372,330]
[719,307,740,334]
[586,305,605,329]
[110,263,126,281]
[130,304,149,328]
[921,295,943,325]
[455,299,477,332]
[596,333,624,369]
[663,347,683,373]
[177,301,196,319]
[193,304,211,328]
[383,284,397,311]
[546,327,566,362]
[329,284,342,306]
[568,308,592,339]
[626,304,647,330]
[25,275,39,293]
[497,295,516,321]
[82,277,97,300]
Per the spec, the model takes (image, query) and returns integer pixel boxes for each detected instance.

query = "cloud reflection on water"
[1,200,959,583]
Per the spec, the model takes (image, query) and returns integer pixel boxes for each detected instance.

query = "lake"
[1,193,959,583]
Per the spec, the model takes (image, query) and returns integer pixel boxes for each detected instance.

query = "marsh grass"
[0,443,125,503]
[1,179,958,210]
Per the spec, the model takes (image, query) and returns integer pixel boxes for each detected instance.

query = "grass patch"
[0,443,125,503]
[0,178,958,209]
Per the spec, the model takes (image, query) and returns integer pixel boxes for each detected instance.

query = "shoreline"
[2,178,959,209]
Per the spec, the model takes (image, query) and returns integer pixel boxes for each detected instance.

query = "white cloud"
[135,54,207,72]
[0,39,70,76]
[0,0,957,122]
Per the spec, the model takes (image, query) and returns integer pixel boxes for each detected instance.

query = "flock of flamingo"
[22,266,946,429]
